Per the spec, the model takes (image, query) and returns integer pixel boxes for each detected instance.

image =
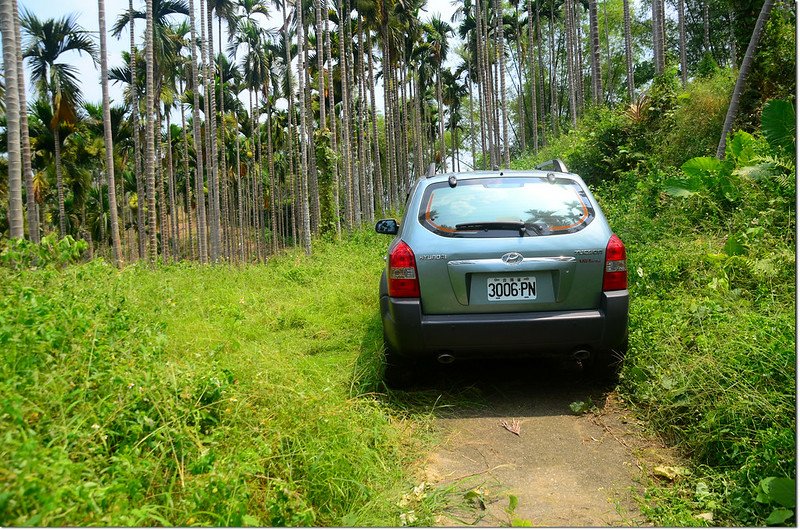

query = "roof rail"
[426,162,437,177]
[534,159,569,173]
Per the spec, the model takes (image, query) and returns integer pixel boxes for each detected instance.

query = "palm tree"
[145,0,159,261]
[337,1,355,221]
[97,0,123,265]
[678,0,687,86]
[127,0,146,258]
[187,0,209,262]
[588,0,601,105]
[564,0,577,127]
[427,15,452,172]
[11,0,38,242]
[716,0,774,158]
[21,11,98,238]
[526,0,538,152]
[112,0,190,260]
[296,1,311,254]
[2,0,23,239]
[323,2,341,234]
[492,0,509,166]
[622,0,633,100]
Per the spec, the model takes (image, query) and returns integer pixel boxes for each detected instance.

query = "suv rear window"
[418,176,595,238]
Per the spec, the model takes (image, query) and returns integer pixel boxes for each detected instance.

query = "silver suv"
[375,161,629,387]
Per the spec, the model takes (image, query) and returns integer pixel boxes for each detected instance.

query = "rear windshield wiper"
[455,221,526,231]
[455,221,544,236]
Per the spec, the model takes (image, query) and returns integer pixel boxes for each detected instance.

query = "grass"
[0,230,442,526]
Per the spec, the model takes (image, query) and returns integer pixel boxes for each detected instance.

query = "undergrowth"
[0,231,440,526]
[513,74,795,526]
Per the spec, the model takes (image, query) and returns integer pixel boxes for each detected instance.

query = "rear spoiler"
[534,159,569,173]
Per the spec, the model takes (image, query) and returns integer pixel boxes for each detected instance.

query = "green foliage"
[695,52,720,78]
[660,71,734,166]
[512,107,643,185]
[0,233,88,269]
[756,477,796,526]
[761,99,796,158]
[667,100,796,224]
[314,127,339,236]
[739,2,797,130]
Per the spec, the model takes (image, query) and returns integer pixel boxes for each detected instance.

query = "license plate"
[487,276,536,301]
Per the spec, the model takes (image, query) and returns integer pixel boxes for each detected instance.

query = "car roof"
[421,169,583,186]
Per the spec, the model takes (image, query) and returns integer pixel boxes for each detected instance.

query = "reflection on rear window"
[418,176,595,237]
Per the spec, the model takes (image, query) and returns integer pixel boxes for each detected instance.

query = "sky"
[16,0,463,111]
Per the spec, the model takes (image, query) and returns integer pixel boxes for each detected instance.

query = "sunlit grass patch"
[0,230,442,526]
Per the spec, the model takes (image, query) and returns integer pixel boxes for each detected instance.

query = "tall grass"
[599,170,795,525]
[0,231,439,526]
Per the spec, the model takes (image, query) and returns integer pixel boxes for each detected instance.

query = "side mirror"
[375,218,399,235]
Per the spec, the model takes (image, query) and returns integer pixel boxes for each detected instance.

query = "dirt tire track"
[412,359,669,527]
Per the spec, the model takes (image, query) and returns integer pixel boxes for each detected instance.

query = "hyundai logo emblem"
[501,252,524,265]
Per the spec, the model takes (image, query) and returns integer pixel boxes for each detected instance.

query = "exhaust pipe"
[437,353,456,364]
[572,349,591,361]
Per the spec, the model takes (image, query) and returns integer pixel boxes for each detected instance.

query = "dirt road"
[413,359,664,527]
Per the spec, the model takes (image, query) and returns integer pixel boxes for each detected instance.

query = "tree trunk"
[303,36,321,233]
[549,4,558,135]
[467,60,477,165]
[716,0,774,159]
[202,0,220,261]
[588,0,602,105]
[144,0,158,261]
[218,16,230,260]
[1,0,23,239]
[98,0,122,264]
[622,0,634,100]
[323,2,341,236]
[564,0,577,127]
[54,127,67,237]
[265,97,277,255]
[678,0,687,85]
[13,0,38,242]
[156,115,170,264]
[527,0,538,152]
[366,29,383,217]
[179,78,194,259]
[339,2,355,222]
[188,0,208,263]
[297,4,312,254]
[535,3,546,144]
[234,110,244,260]
[356,15,368,222]
[128,0,146,259]
[494,0,510,166]
[165,110,179,259]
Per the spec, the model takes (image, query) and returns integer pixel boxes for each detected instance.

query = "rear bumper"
[380,291,629,360]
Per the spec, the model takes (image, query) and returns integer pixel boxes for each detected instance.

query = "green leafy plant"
[756,477,796,526]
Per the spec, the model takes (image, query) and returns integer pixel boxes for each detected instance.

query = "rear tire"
[383,341,416,389]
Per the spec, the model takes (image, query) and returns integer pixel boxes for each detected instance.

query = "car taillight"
[388,240,420,298]
[603,234,627,291]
